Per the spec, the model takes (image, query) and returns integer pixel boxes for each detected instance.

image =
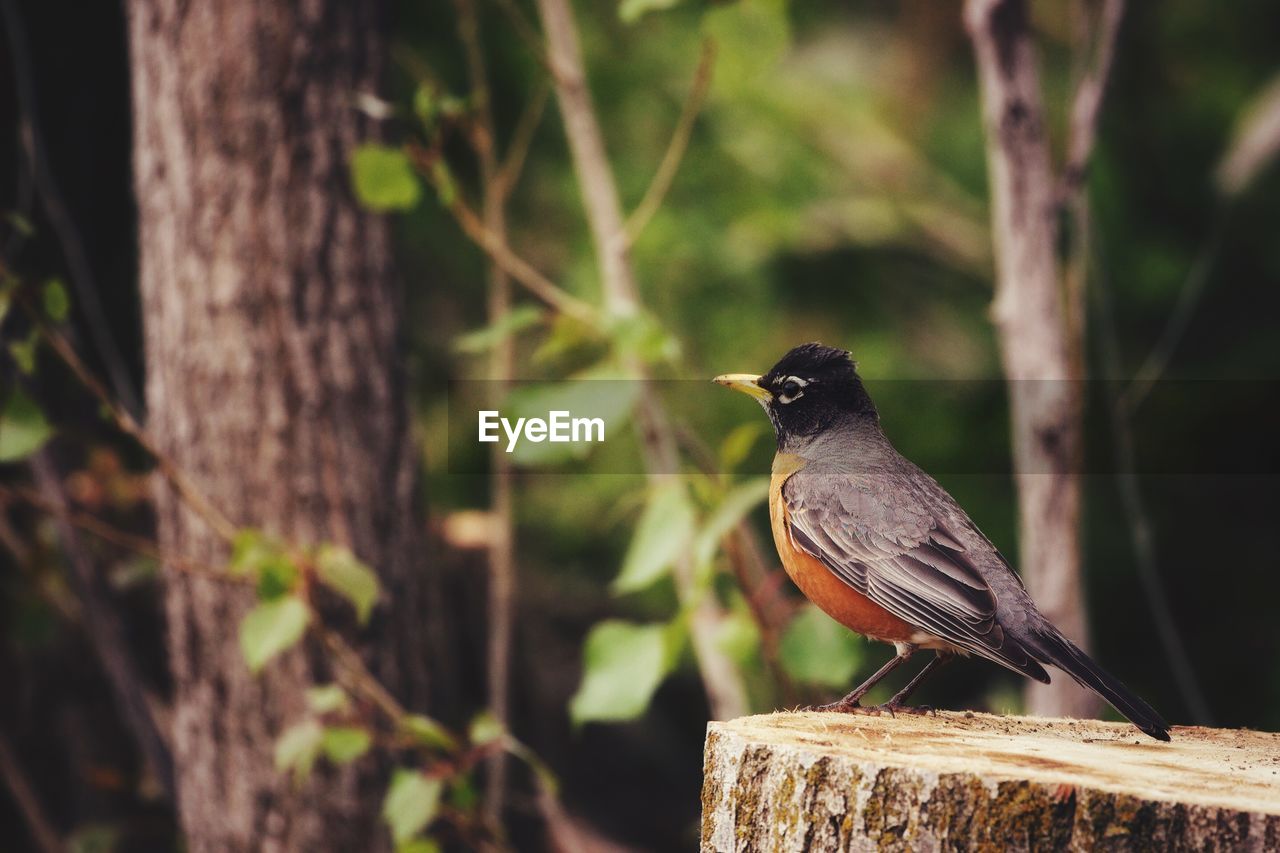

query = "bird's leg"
[809,646,914,712]
[874,651,954,715]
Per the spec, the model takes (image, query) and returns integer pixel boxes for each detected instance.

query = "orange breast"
[770,455,919,644]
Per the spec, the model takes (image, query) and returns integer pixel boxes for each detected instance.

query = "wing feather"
[784,472,1047,680]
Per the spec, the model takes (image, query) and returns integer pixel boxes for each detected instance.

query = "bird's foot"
[868,702,936,717]
[804,698,863,714]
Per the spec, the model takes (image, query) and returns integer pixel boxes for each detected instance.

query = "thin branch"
[0,731,62,853]
[30,307,239,543]
[412,150,597,324]
[964,0,1096,719]
[0,0,141,417]
[31,454,176,800]
[0,484,243,583]
[489,0,556,77]
[316,624,411,723]
[450,0,517,822]
[1061,0,1126,198]
[533,0,748,719]
[672,425,796,703]
[622,39,716,247]
[495,80,550,203]
[1089,231,1215,725]
[1121,209,1231,412]
[534,0,638,318]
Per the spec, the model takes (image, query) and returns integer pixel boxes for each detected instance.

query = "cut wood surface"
[702,711,1280,851]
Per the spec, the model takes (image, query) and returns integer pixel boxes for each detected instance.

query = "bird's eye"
[779,379,803,402]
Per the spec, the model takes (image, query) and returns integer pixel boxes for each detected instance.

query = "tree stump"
[701,711,1280,851]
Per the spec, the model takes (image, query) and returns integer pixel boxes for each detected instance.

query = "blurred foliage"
[2,0,1280,849]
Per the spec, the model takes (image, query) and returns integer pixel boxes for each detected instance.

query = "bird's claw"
[871,702,934,717]
[804,699,863,714]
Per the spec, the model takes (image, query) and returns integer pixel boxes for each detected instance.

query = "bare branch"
[0,484,243,583]
[1121,211,1230,411]
[623,39,717,247]
[534,0,748,719]
[491,0,557,78]
[414,156,598,324]
[32,314,239,542]
[1089,250,1215,725]
[451,0,517,821]
[0,730,62,853]
[31,454,176,800]
[1061,0,1126,198]
[534,0,639,317]
[496,80,551,203]
[964,0,1096,719]
[0,0,141,417]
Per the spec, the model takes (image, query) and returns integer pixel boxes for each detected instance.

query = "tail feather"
[1030,628,1171,742]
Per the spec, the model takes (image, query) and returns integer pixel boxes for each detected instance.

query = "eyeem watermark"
[449,378,1276,474]
[478,410,606,453]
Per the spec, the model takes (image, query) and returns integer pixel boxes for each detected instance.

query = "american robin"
[715,342,1170,741]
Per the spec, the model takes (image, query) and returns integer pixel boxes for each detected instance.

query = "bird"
[715,342,1170,741]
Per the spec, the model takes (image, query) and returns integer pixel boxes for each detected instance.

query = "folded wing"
[784,473,1049,682]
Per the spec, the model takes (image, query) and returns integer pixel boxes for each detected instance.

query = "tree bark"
[127,2,433,849]
[702,712,1280,851]
[963,0,1096,720]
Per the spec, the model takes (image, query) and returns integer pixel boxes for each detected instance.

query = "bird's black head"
[715,342,877,450]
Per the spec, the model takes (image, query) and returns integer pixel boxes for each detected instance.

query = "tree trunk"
[702,713,1280,851]
[127,2,433,849]
[963,0,1096,720]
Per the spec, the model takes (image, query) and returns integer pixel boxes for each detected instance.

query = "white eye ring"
[777,375,808,404]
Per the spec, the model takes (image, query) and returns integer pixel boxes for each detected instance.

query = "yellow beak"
[713,373,771,403]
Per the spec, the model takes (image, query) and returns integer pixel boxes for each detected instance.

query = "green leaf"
[453,306,544,354]
[400,714,458,751]
[468,710,504,746]
[306,684,349,715]
[719,421,766,471]
[42,278,70,322]
[605,311,680,364]
[531,314,599,364]
[322,726,372,764]
[383,770,444,844]
[692,477,770,570]
[8,332,38,375]
[612,482,696,594]
[413,84,440,128]
[239,596,310,673]
[0,388,52,462]
[713,604,761,667]
[274,719,324,783]
[4,211,34,237]
[66,824,119,853]
[502,371,638,466]
[447,775,479,811]
[228,529,298,598]
[431,161,457,207]
[351,144,422,212]
[569,620,673,725]
[779,604,863,688]
[314,544,380,625]
[397,839,442,853]
[257,559,299,601]
[703,0,790,92]
[619,0,680,24]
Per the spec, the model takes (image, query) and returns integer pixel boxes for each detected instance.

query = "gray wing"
[784,472,1049,682]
